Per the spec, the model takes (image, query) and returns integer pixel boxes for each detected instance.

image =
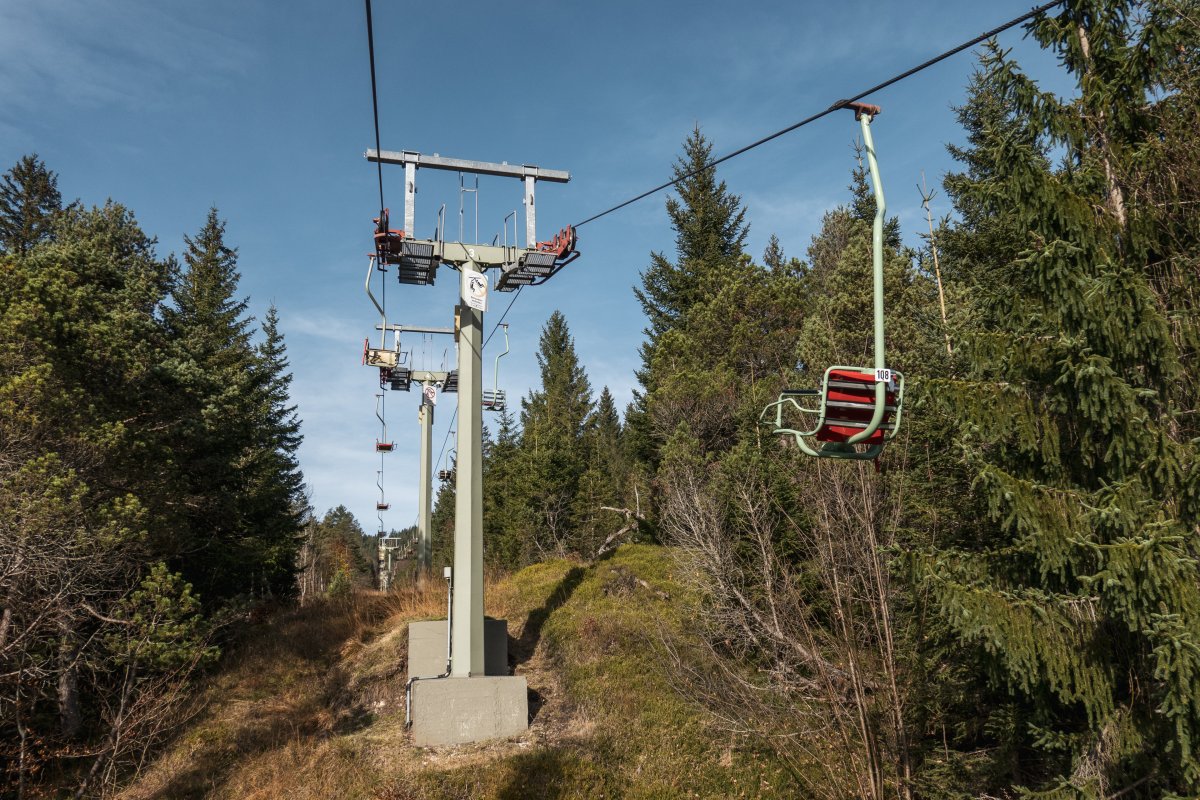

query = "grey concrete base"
[408,618,508,678]
[410,676,529,745]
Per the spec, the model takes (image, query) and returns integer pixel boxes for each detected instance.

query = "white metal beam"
[367,149,570,183]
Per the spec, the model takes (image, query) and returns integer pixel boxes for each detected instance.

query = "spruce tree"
[630,127,750,471]
[308,507,374,592]
[429,477,456,570]
[522,311,594,436]
[483,407,523,567]
[635,127,749,344]
[0,154,62,255]
[634,126,749,393]
[166,208,263,602]
[515,311,594,559]
[572,386,627,555]
[924,5,1200,795]
[589,387,625,487]
[243,304,305,596]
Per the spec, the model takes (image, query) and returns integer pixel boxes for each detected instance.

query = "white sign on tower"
[463,268,488,312]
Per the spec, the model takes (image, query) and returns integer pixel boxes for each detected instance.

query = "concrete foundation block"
[407,618,508,678]
[410,675,529,745]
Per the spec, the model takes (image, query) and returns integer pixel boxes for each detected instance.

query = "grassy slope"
[120,545,797,800]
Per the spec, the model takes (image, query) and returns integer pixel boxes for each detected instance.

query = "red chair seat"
[815,368,898,444]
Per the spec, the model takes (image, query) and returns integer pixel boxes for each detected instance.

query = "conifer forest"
[2,1,1200,798]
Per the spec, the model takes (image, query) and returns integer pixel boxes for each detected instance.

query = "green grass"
[121,546,799,799]
[402,545,798,799]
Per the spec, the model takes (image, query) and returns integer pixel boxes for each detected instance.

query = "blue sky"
[0,0,1073,532]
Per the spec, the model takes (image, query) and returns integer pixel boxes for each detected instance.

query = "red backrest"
[816,368,899,444]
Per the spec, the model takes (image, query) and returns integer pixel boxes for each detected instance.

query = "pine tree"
[0,200,189,773]
[243,304,305,596]
[0,199,179,527]
[572,386,628,555]
[923,5,1200,795]
[794,174,926,381]
[847,141,901,250]
[514,311,594,559]
[634,126,749,391]
[762,233,788,275]
[165,208,264,602]
[0,154,62,255]
[630,127,750,473]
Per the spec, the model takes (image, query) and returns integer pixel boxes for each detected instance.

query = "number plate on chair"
[875,368,892,383]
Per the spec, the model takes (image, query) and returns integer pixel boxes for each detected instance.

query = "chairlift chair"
[364,339,412,391]
[483,324,510,412]
[373,208,404,258]
[762,367,905,460]
[382,366,412,392]
[760,102,905,460]
[374,209,437,286]
[363,338,400,370]
[437,448,456,482]
[374,394,395,452]
[496,225,580,292]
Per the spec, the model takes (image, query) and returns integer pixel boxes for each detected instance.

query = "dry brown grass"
[117,553,798,799]
[115,571,556,800]
[114,582,450,800]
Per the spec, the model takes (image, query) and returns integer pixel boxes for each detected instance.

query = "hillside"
[118,545,797,799]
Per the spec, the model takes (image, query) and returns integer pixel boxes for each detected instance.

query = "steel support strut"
[451,266,485,677]
[417,394,433,571]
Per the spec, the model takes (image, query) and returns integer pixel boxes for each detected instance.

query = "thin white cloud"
[0,1,254,119]
[287,311,360,345]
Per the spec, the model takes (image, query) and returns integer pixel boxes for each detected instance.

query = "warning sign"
[423,385,437,406]
[463,268,488,312]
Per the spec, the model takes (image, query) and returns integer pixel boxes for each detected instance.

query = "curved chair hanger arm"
[492,324,510,399]
[365,253,389,352]
[846,105,889,445]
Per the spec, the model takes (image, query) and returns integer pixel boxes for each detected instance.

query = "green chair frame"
[761,102,904,460]
[760,366,905,460]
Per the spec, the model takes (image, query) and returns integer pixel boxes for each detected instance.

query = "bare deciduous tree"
[661,448,912,800]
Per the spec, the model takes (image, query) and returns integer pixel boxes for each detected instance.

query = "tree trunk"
[1078,23,1128,229]
[0,607,12,653]
[58,622,82,739]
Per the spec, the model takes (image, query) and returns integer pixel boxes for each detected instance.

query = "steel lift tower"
[366,316,457,574]
[365,148,577,745]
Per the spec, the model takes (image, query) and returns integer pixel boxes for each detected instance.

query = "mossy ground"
[119,545,798,799]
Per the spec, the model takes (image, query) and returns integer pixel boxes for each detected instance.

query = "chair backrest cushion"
[816,368,898,444]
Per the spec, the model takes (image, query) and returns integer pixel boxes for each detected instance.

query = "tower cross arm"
[366,149,570,183]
